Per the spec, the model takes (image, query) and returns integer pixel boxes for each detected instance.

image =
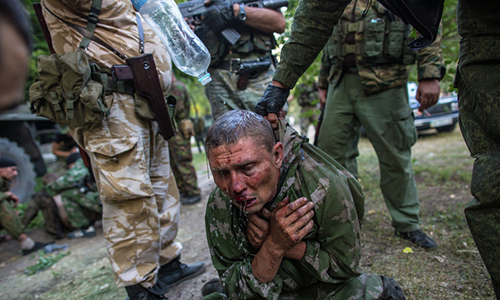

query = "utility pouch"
[363,18,386,60]
[29,52,108,127]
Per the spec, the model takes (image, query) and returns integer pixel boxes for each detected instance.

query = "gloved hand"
[202,0,234,34]
[255,83,290,116]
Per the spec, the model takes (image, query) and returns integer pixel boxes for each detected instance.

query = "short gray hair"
[205,110,276,155]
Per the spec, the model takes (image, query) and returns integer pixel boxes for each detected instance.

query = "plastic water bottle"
[131,0,212,85]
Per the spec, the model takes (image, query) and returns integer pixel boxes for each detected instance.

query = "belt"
[215,56,272,73]
[344,67,358,75]
[105,77,135,96]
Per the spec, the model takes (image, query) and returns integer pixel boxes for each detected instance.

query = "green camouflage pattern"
[41,0,182,288]
[46,159,101,229]
[21,190,63,238]
[205,65,275,120]
[456,0,500,296]
[203,121,392,299]
[168,81,200,197]
[273,0,351,88]
[0,178,24,240]
[318,0,443,95]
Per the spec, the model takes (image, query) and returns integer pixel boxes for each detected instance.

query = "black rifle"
[179,0,288,45]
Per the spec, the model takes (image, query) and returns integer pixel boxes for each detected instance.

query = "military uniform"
[167,80,201,202]
[45,158,101,230]
[41,0,182,288]
[201,7,279,120]
[316,1,444,234]
[204,121,397,299]
[295,83,320,136]
[0,178,24,240]
[456,0,500,297]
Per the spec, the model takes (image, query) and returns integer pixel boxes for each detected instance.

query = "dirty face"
[208,137,284,215]
[0,166,18,181]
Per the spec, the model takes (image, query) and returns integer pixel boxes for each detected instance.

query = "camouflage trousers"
[168,133,200,197]
[205,64,275,120]
[21,191,62,238]
[0,200,24,240]
[456,33,500,297]
[318,74,420,233]
[61,190,101,229]
[69,92,182,288]
[202,274,403,300]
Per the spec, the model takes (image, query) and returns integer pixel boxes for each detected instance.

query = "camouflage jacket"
[205,121,365,299]
[0,177,10,202]
[46,159,92,197]
[296,83,319,107]
[318,0,444,95]
[169,81,191,123]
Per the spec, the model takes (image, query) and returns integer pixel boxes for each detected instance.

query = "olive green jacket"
[205,121,366,299]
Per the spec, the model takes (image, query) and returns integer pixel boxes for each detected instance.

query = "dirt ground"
[0,127,494,299]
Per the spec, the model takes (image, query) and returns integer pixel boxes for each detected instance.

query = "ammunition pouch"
[29,51,109,128]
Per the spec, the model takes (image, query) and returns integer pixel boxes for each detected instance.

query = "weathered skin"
[41,0,182,288]
[204,120,391,299]
[456,0,500,297]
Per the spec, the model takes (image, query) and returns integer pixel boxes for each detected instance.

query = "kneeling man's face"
[208,137,284,215]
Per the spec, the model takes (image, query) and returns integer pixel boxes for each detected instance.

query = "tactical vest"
[326,2,416,68]
[196,22,276,68]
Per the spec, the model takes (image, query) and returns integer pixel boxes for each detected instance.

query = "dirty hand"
[267,197,314,254]
[6,192,19,207]
[416,79,440,112]
[255,82,290,129]
[247,208,271,249]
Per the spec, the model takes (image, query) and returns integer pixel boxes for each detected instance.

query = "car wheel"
[0,138,36,203]
[436,121,457,133]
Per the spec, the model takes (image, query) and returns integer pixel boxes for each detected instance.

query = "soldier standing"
[39,0,204,298]
[194,0,286,120]
[456,0,500,297]
[315,1,444,249]
[168,75,201,205]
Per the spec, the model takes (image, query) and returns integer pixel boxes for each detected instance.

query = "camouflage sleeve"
[318,49,331,89]
[273,0,351,88]
[46,160,89,196]
[416,24,445,81]
[0,192,9,202]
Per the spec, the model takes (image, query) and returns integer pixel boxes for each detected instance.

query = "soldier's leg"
[169,134,200,199]
[0,200,24,240]
[354,82,421,233]
[69,93,183,289]
[61,196,91,230]
[457,40,500,297]
[317,75,360,177]
[28,191,63,238]
[324,273,405,300]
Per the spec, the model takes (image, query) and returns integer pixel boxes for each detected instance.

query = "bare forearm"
[234,5,285,34]
[251,240,286,283]
[284,241,307,261]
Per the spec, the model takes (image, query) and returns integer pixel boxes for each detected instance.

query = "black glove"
[202,0,234,34]
[255,83,290,116]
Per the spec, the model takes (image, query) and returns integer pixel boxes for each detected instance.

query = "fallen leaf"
[403,247,413,254]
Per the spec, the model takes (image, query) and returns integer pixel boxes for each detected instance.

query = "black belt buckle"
[229,58,241,74]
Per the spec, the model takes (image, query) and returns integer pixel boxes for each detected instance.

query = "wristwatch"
[238,3,247,22]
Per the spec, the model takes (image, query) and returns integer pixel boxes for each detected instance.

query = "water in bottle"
[131,0,212,85]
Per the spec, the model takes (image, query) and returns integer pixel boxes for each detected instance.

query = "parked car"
[408,82,459,133]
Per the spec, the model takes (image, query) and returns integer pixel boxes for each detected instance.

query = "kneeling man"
[203,110,405,299]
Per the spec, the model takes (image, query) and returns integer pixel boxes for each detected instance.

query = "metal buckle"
[229,58,241,73]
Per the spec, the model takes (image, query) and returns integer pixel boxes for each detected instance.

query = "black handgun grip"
[126,54,175,140]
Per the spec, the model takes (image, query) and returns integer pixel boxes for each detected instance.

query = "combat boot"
[125,283,168,300]
[158,256,205,289]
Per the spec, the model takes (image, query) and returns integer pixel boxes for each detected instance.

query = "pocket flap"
[86,136,138,158]
[391,107,412,121]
